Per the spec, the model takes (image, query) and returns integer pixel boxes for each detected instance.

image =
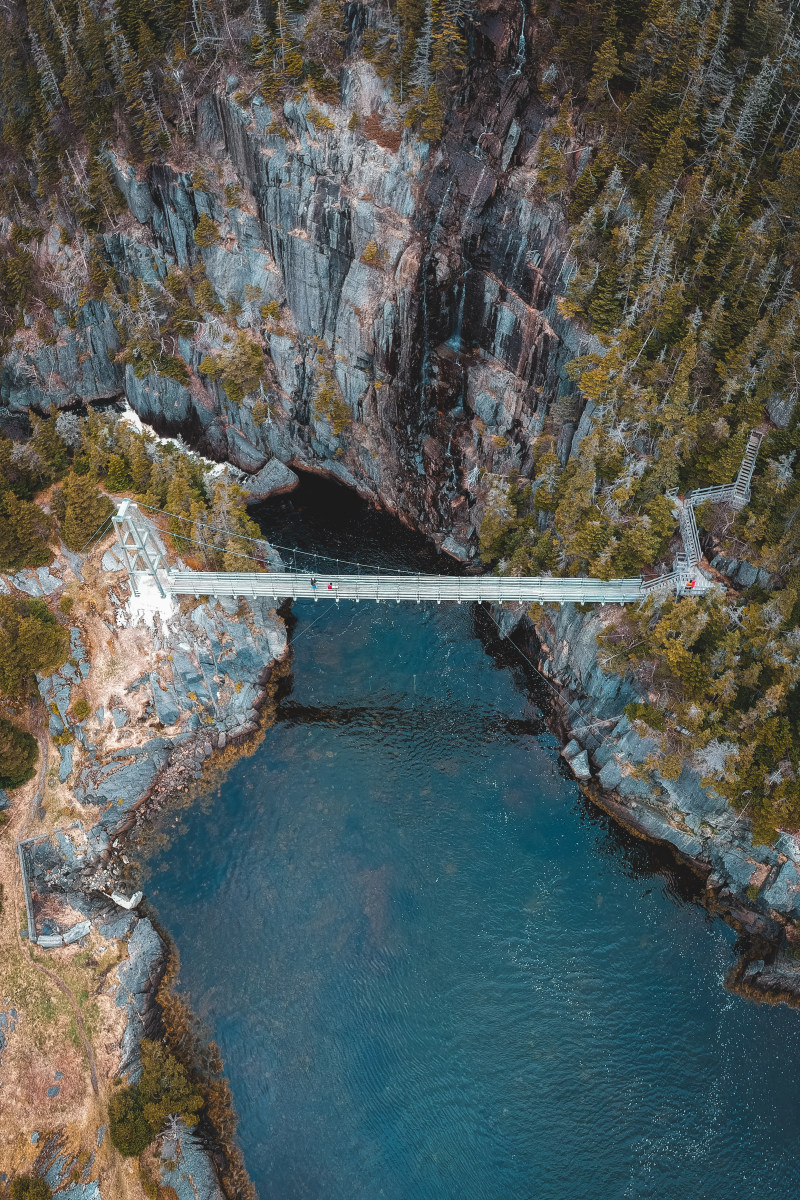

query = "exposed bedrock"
[1,8,590,557]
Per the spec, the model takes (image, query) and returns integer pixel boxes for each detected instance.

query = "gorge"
[2,0,800,1196]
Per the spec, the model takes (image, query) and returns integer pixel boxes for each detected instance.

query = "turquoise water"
[143,481,800,1199]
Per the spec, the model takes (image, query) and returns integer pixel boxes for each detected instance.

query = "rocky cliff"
[1,4,585,559]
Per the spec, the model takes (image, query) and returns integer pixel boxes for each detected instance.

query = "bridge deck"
[166,570,650,604]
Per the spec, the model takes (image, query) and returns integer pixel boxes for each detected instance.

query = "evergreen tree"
[60,42,90,129]
[193,212,219,246]
[274,0,304,87]
[108,1039,202,1156]
[105,452,133,492]
[0,492,53,571]
[588,263,622,330]
[30,414,70,479]
[108,1087,153,1157]
[0,595,70,697]
[420,82,443,142]
[59,471,114,550]
[587,38,620,105]
[0,716,39,789]
[9,1174,52,1200]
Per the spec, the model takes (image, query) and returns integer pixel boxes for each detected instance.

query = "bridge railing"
[640,570,689,595]
[684,485,736,508]
[164,570,648,605]
[114,427,766,608]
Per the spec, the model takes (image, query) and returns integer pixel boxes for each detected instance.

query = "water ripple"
[145,603,800,1200]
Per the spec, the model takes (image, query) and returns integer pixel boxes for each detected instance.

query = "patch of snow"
[123,574,178,629]
[119,405,246,486]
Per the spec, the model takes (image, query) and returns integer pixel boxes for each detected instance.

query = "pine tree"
[193,212,219,246]
[105,453,133,492]
[409,0,433,93]
[420,82,443,142]
[30,414,70,479]
[87,141,125,226]
[128,439,153,495]
[78,0,112,110]
[0,716,39,789]
[437,0,466,73]
[251,18,279,103]
[60,42,90,129]
[587,39,620,106]
[588,263,622,331]
[0,492,53,571]
[28,28,61,113]
[59,471,114,550]
[396,0,427,99]
[274,0,304,87]
[429,0,447,75]
[568,166,599,221]
[0,594,70,697]
[646,125,685,202]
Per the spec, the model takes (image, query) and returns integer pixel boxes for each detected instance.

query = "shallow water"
[143,479,800,1200]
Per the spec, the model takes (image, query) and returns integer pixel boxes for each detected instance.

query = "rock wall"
[1,4,588,558]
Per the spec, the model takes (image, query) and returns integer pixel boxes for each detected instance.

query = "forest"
[0,0,798,842]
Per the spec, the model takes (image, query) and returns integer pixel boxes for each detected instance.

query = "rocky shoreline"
[2,536,288,1199]
[493,600,800,1005]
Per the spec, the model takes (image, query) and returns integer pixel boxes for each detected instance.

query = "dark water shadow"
[257,474,715,929]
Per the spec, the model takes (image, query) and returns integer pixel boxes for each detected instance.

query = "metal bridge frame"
[110,431,764,607]
[112,499,170,598]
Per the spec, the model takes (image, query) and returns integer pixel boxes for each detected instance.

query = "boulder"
[100,911,138,940]
[58,743,74,782]
[569,750,591,780]
[240,457,299,501]
[598,758,623,790]
[160,1121,224,1200]
[102,548,124,572]
[763,860,800,915]
[63,919,91,945]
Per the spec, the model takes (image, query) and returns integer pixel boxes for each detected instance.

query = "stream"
[142,475,800,1199]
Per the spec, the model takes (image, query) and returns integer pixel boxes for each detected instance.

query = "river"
[142,476,800,1199]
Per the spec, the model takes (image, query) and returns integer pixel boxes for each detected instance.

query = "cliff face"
[2,1,799,988]
[1,3,583,557]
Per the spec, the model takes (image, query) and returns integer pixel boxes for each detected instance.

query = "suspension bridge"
[110,430,764,607]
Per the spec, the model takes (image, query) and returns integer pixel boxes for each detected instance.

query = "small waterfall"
[420,181,454,413]
[438,430,462,519]
[448,161,489,354]
[448,264,471,353]
[514,0,527,74]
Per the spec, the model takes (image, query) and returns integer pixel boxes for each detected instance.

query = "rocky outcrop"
[159,1121,225,1200]
[113,916,168,1079]
[495,599,800,997]
[3,534,290,1197]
